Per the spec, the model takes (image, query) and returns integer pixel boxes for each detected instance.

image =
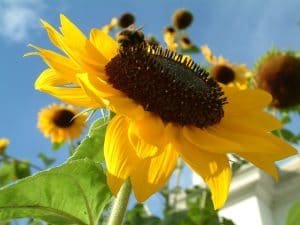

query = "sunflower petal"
[182,126,242,153]
[104,115,141,195]
[30,46,79,83]
[128,112,167,149]
[211,120,297,157]
[40,19,63,49]
[178,136,231,209]
[59,14,108,72]
[130,144,178,202]
[128,121,159,158]
[35,69,101,107]
[221,110,282,132]
[77,73,123,107]
[90,28,118,61]
[238,152,279,181]
[223,87,272,115]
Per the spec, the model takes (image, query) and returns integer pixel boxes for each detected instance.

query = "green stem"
[108,180,132,225]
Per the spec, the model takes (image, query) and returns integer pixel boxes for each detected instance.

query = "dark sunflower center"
[105,44,226,128]
[53,109,75,128]
[211,65,235,84]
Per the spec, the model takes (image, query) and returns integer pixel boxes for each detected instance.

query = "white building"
[193,156,300,225]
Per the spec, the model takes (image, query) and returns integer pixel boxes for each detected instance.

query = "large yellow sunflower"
[201,45,250,89]
[30,15,296,209]
[37,103,87,143]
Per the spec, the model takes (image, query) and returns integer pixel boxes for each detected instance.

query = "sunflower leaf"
[69,117,109,163]
[286,201,300,225]
[52,141,65,151]
[0,159,112,225]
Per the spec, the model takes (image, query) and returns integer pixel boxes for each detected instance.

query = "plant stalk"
[108,179,132,225]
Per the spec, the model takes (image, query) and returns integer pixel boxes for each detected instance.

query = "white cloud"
[0,0,46,42]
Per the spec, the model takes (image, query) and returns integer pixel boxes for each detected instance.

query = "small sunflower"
[0,138,9,154]
[201,45,250,89]
[37,104,87,143]
[255,50,300,109]
[30,15,296,209]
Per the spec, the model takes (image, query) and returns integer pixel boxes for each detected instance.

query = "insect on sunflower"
[29,15,296,209]
[37,104,87,143]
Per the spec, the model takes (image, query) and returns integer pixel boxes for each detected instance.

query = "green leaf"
[0,162,15,186]
[0,159,112,225]
[52,142,65,151]
[14,160,31,179]
[180,45,200,54]
[125,204,161,225]
[286,202,300,225]
[280,129,300,143]
[38,153,56,167]
[69,117,109,163]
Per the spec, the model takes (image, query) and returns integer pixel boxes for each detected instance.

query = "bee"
[116,27,145,47]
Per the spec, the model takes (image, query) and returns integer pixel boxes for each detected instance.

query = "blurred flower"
[163,26,177,51]
[201,45,249,89]
[255,50,300,109]
[118,12,135,28]
[31,15,296,209]
[37,104,87,143]
[180,37,192,49]
[172,9,193,30]
[0,138,9,154]
[101,17,118,34]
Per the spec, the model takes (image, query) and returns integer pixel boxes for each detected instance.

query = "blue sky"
[0,0,300,215]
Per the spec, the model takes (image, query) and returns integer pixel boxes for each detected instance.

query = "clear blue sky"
[0,0,300,215]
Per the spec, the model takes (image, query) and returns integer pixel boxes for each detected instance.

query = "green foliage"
[38,152,56,167]
[14,160,31,179]
[286,202,300,225]
[52,142,65,151]
[125,186,235,225]
[179,45,200,54]
[0,162,16,186]
[0,159,112,225]
[125,204,160,225]
[69,117,109,163]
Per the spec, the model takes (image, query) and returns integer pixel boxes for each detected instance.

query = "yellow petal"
[182,126,242,153]
[210,123,297,157]
[40,19,63,49]
[131,144,178,202]
[128,112,167,149]
[107,96,145,119]
[30,45,79,83]
[59,14,108,73]
[177,136,231,209]
[223,87,272,115]
[221,110,282,132]
[104,115,141,195]
[238,152,279,181]
[128,121,159,158]
[77,73,123,107]
[201,45,217,64]
[35,69,101,107]
[90,28,118,61]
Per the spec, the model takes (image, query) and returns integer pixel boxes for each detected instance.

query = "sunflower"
[0,138,9,154]
[201,45,250,89]
[30,15,296,209]
[37,104,87,143]
[255,50,300,109]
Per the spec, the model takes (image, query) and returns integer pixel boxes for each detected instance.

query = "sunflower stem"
[108,179,132,225]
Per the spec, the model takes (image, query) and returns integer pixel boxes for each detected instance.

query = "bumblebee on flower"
[29,15,296,209]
